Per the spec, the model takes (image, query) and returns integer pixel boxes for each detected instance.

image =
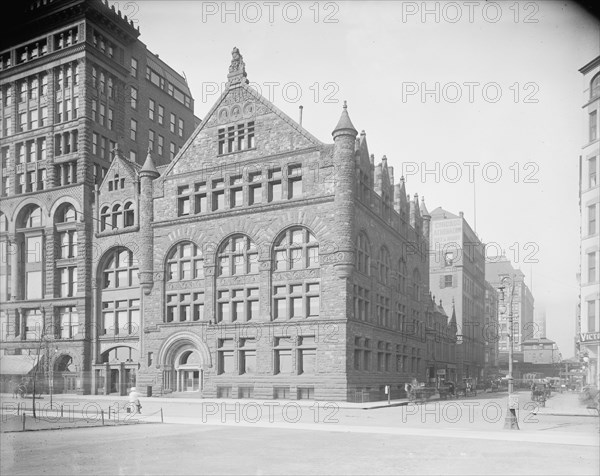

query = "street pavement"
[1,390,598,475]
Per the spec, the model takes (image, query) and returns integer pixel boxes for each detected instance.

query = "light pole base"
[504,408,520,430]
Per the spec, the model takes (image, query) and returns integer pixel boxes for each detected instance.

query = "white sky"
[113,0,600,358]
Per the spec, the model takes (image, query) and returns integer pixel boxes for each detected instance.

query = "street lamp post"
[499,274,519,430]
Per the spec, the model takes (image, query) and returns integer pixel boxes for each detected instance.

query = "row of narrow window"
[177,164,302,216]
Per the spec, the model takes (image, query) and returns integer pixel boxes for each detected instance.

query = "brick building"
[0,0,196,394]
[428,207,486,384]
[577,55,599,388]
[483,280,499,379]
[89,47,457,401]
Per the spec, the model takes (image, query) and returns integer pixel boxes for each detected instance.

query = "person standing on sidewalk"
[128,387,142,414]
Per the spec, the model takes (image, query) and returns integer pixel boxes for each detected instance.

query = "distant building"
[520,338,561,379]
[522,338,560,365]
[483,280,499,377]
[534,307,547,339]
[486,258,535,377]
[429,207,486,383]
[577,55,600,388]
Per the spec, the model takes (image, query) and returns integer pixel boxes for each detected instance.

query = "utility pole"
[499,274,519,430]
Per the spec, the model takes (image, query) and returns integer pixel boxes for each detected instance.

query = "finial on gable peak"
[227,46,248,85]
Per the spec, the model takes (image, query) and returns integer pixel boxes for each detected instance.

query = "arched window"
[23,206,43,228]
[273,227,318,271]
[124,202,134,227]
[398,259,407,294]
[356,232,370,275]
[111,204,122,229]
[166,242,203,282]
[54,204,78,261]
[272,227,320,320]
[217,235,258,276]
[102,247,138,289]
[56,204,77,223]
[0,212,9,302]
[100,206,110,231]
[591,73,600,100]
[215,235,259,323]
[412,268,421,301]
[16,205,45,301]
[0,212,8,232]
[378,247,390,285]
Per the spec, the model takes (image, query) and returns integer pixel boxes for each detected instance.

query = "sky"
[111,0,600,358]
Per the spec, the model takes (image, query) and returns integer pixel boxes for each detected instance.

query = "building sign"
[437,369,446,376]
[580,332,600,343]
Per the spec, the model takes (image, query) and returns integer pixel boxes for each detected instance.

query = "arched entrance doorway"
[158,332,211,394]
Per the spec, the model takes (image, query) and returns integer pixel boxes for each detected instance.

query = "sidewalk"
[534,391,599,417]
[0,392,413,410]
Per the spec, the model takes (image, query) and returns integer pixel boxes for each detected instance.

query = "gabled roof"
[160,48,324,180]
[430,207,459,220]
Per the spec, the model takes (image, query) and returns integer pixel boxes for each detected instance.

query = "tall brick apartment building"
[91,47,456,401]
[0,0,196,394]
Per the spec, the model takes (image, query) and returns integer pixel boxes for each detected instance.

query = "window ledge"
[96,225,139,237]
[217,147,257,158]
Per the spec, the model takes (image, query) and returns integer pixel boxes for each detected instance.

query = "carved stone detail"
[272,269,319,282]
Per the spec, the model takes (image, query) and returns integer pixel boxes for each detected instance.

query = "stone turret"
[420,196,431,239]
[139,148,159,295]
[410,193,422,232]
[332,101,358,278]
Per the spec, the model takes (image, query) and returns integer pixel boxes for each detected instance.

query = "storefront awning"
[0,355,39,376]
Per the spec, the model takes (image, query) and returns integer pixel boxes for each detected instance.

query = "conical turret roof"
[332,101,358,137]
[420,196,430,217]
[140,148,159,177]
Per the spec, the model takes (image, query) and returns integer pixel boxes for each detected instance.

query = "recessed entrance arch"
[158,332,211,394]
[53,354,77,394]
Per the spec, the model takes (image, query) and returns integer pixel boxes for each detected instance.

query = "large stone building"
[127,49,456,401]
[485,257,535,376]
[0,0,196,394]
[577,55,599,388]
[428,207,485,383]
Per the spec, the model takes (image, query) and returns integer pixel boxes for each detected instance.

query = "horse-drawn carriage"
[531,383,550,407]
[456,378,477,397]
[406,383,437,403]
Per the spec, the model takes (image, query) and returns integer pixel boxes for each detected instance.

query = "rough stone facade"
[98,48,459,401]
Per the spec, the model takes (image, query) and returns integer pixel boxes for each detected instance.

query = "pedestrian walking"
[128,387,142,414]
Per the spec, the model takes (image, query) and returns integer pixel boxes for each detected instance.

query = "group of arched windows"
[161,226,320,325]
[100,202,134,232]
[0,202,80,304]
[355,231,422,299]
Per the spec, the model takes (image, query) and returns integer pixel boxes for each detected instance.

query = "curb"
[533,411,599,418]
